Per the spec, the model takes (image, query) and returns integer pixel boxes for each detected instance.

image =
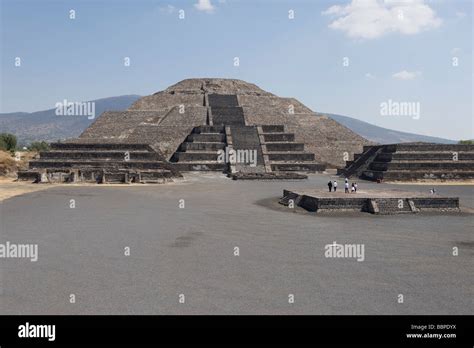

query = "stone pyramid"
[19,78,370,183]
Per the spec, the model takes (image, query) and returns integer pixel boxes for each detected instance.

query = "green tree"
[458,140,474,145]
[29,141,51,152]
[0,133,17,151]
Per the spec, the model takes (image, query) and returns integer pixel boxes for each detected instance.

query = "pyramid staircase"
[18,143,181,183]
[166,93,326,177]
[170,125,228,172]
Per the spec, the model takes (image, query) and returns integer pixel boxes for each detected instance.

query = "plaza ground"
[0,173,472,314]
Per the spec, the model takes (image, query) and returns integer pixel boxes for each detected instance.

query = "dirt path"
[0,178,54,202]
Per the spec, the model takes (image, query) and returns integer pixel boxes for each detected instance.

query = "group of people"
[327,178,358,194]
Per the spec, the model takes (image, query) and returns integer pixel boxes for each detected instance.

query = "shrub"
[458,140,474,145]
[0,133,17,151]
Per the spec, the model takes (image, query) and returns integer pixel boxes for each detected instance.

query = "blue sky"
[0,0,472,140]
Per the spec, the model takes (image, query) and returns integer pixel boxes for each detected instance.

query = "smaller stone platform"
[280,188,459,214]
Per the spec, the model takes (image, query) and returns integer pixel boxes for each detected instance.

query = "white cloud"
[455,11,466,19]
[195,0,215,13]
[392,70,421,80]
[365,73,376,79]
[322,0,442,40]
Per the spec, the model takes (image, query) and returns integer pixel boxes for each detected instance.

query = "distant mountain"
[326,113,456,144]
[0,95,457,145]
[0,95,141,145]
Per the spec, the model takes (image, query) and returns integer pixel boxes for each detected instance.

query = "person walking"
[328,180,333,192]
[354,182,358,193]
[351,183,355,193]
[333,180,338,192]
[344,181,349,193]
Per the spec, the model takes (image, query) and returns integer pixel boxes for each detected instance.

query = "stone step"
[363,170,474,181]
[261,125,285,133]
[187,133,226,143]
[370,161,474,171]
[374,198,413,214]
[265,142,305,151]
[382,144,474,153]
[39,151,163,160]
[174,151,219,162]
[271,162,325,172]
[194,125,225,134]
[181,142,225,151]
[268,152,315,161]
[172,162,228,172]
[262,133,295,142]
[51,143,152,151]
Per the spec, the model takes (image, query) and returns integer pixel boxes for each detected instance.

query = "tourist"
[354,182,358,192]
[351,183,355,193]
[333,180,338,192]
[345,181,349,193]
[328,180,333,192]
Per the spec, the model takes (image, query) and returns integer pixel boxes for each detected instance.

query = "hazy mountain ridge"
[0,95,141,144]
[325,113,456,144]
[0,95,456,145]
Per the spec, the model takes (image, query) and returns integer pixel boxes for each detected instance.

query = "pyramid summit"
[18,78,371,183]
[161,78,275,96]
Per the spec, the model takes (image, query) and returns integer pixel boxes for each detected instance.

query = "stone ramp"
[229,126,265,173]
[342,144,474,181]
